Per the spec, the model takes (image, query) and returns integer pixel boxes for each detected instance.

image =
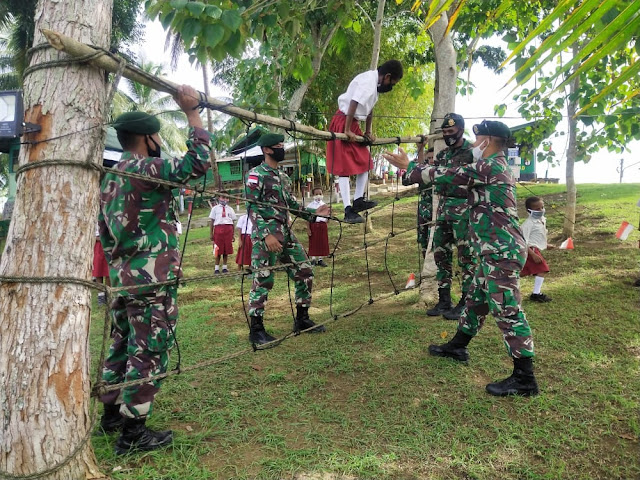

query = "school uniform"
[306,199,330,257]
[235,214,254,266]
[209,204,236,255]
[520,216,550,276]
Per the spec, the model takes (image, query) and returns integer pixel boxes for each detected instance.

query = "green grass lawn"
[89,183,640,480]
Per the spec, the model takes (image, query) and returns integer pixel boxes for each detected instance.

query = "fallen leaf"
[185,425,193,432]
[230,391,239,397]
[618,433,638,441]
[440,330,448,339]
[251,364,263,371]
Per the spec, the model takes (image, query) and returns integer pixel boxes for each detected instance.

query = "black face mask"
[443,130,462,147]
[377,83,393,93]
[146,136,162,158]
[270,147,285,162]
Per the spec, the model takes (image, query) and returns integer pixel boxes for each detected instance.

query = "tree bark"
[202,62,220,188]
[369,0,386,70]
[0,1,111,479]
[563,72,579,239]
[421,12,457,304]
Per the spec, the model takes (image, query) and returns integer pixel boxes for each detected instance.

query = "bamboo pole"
[42,29,438,147]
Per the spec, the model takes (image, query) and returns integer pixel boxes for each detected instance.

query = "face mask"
[146,136,162,158]
[443,130,462,147]
[377,83,393,93]
[270,147,285,162]
[472,140,489,161]
[528,209,545,219]
[219,200,227,206]
[313,195,323,202]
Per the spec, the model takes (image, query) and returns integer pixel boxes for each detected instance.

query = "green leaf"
[352,20,362,34]
[181,17,202,45]
[204,23,226,49]
[160,10,176,30]
[169,0,188,9]
[225,30,244,58]
[221,9,243,32]
[205,5,223,19]
[186,1,205,16]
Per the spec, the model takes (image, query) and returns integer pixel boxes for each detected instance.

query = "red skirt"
[213,224,234,255]
[92,239,109,277]
[308,222,330,256]
[235,233,253,266]
[326,110,373,176]
[521,247,550,276]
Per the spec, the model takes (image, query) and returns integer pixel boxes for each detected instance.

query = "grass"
[88,183,640,480]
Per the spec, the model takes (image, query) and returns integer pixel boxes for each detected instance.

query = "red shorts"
[521,247,550,276]
[92,239,109,277]
[235,234,253,266]
[308,222,330,256]
[326,110,373,176]
[213,224,234,255]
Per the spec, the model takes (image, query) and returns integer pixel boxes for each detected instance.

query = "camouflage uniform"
[408,152,534,359]
[245,162,316,317]
[432,140,474,293]
[403,160,432,251]
[99,127,211,418]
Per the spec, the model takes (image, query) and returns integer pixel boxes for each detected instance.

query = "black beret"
[473,120,511,139]
[441,113,464,129]
[113,112,161,135]
[256,133,284,147]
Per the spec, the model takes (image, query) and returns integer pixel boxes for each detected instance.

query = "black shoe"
[114,418,173,455]
[426,287,453,316]
[311,259,317,266]
[97,404,124,435]
[428,330,472,362]
[529,293,552,303]
[344,206,364,224]
[214,270,220,275]
[634,278,640,287]
[443,295,466,320]
[316,259,328,268]
[249,315,277,345]
[485,357,539,397]
[295,306,326,333]
[352,197,378,213]
[97,293,107,306]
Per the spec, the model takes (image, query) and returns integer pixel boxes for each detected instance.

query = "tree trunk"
[0,0,111,478]
[420,12,457,304]
[369,0,386,70]
[563,72,579,239]
[202,62,220,188]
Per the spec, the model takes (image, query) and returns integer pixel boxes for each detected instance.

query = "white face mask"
[472,139,489,160]
[313,195,323,202]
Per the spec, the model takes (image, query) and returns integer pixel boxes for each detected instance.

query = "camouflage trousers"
[249,234,313,317]
[417,191,432,251]
[458,257,534,359]
[433,204,473,293]
[100,287,178,418]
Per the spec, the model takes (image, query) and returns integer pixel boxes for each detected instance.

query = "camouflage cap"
[113,111,161,135]
[441,113,464,129]
[473,120,511,139]
[256,133,285,147]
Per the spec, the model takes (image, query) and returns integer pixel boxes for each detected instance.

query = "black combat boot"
[428,330,473,362]
[352,197,378,213]
[426,287,453,316]
[443,294,466,320]
[485,357,539,397]
[344,206,364,224]
[249,315,277,345]
[97,403,124,435]
[294,306,326,333]
[114,417,173,455]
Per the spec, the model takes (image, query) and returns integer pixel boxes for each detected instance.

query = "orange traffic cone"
[559,237,574,250]
[405,273,416,289]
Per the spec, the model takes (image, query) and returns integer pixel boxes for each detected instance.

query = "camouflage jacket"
[433,139,473,201]
[99,127,212,293]
[408,152,525,262]
[403,159,432,196]
[245,162,315,243]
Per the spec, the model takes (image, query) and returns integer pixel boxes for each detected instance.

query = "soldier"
[403,144,434,256]
[383,120,539,397]
[245,133,331,345]
[98,85,212,453]
[427,113,475,321]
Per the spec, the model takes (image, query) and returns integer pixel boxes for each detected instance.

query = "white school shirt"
[209,204,236,226]
[307,199,328,223]
[521,216,547,250]
[236,214,254,235]
[337,70,379,121]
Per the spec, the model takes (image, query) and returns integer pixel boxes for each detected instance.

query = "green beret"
[256,133,284,147]
[473,120,511,139]
[441,113,464,129]
[113,111,161,135]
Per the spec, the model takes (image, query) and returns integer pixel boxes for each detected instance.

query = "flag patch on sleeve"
[247,174,259,189]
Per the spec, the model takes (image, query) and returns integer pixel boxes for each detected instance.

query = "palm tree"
[111,58,188,155]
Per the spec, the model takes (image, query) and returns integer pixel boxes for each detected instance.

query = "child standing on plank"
[521,196,553,302]
[209,193,236,274]
[306,186,330,267]
[235,212,254,271]
[327,60,403,224]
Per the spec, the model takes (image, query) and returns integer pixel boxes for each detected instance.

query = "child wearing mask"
[521,196,553,302]
[306,187,330,267]
[209,193,236,273]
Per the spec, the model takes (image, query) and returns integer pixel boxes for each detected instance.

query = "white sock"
[223,264,227,270]
[338,176,351,207]
[354,172,368,199]
[533,276,544,294]
[215,265,220,271]
[312,256,317,261]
